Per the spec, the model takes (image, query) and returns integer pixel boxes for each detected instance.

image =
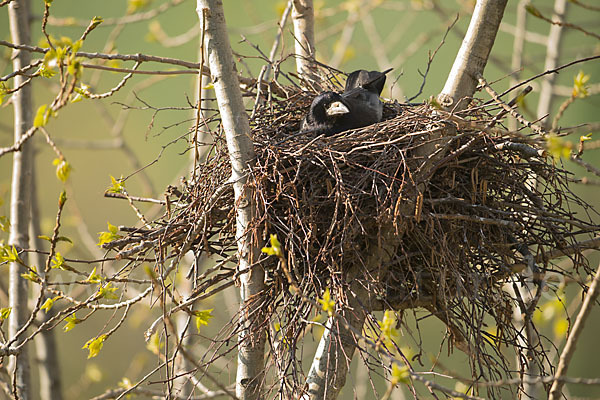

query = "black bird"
[300,68,391,136]
[342,68,391,124]
[300,91,352,136]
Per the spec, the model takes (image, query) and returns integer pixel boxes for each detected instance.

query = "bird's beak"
[326,101,349,116]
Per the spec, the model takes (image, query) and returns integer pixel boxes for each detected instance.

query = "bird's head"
[310,92,350,121]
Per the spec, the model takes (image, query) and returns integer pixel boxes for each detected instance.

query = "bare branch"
[549,262,600,399]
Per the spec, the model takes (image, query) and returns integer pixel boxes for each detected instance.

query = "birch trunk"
[536,0,568,127]
[7,0,33,398]
[304,243,394,400]
[30,164,64,400]
[521,2,568,397]
[292,0,318,82]
[438,0,508,111]
[196,1,265,399]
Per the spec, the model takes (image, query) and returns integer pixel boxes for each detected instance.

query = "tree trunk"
[196,1,265,399]
[536,0,568,128]
[292,0,319,83]
[304,232,400,400]
[30,163,64,400]
[438,0,508,111]
[7,0,33,398]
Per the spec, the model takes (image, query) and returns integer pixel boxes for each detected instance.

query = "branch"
[548,262,600,399]
[438,0,508,111]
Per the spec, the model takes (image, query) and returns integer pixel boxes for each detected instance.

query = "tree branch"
[548,262,600,399]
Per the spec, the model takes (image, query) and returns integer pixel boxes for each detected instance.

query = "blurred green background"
[1,0,599,398]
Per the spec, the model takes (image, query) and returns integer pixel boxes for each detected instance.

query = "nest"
[106,85,599,397]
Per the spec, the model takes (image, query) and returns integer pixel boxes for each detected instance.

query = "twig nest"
[106,88,598,396]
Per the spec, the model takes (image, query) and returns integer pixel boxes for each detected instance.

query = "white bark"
[292,0,318,81]
[548,263,600,400]
[536,0,568,127]
[304,289,367,400]
[304,234,399,400]
[438,0,508,110]
[508,0,530,131]
[196,1,264,399]
[30,166,63,400]
[519,3,568,397]
[8,0,33,398]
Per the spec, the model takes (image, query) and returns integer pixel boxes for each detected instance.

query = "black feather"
[300,68,392,136]
[300,91,350,136]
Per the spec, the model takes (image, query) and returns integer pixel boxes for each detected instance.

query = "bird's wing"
[344,68,392,95]
[344,70,367,92]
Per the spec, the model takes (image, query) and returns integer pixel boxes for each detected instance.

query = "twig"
[495,55,600,99]
[528,4,600,40]
[568,0,600,11]
[408,14,457,102]
[477,73,545,135]
[548,262,600,399]
[48,0,186,27]
[104,192,166,204]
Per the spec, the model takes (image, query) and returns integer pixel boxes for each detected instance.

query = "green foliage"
[146,332,163,354]
[572,70,590,98]
[318,287,335,316]
[53,158,72,182]
[67,57,84,78]
[59,190,67,207]
[72,84,91,103]
[127,0,151,14]
[51,252,67,270]
[34,104,52,127]
[390,363,410,385]
[0,82,7,106]
[86,266,102,283]
[194,309,214,332]
[546,135,573,161]
[63,313,82,332]
[97,283,119,300]
[534,292,569,339]
[21,266,40,283]
[0,307,11,321]
[107,176,125,194]
[0,244,21,264]
[38,64,57,78]
[97,222,122,246]
[83,334,107,359]
[38,234,73,244]
[261,234,282,257]
[378,310,399,347]
[41,296,60,313]
[90,16,104,29]
[0,216,9,232]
